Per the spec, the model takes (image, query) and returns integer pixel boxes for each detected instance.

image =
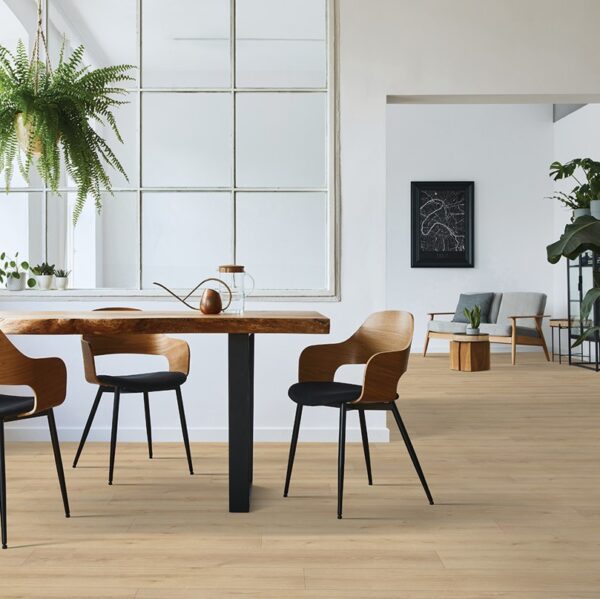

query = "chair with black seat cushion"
[0,330,70,549]
[72,308,193,484]
[284,310,434,519]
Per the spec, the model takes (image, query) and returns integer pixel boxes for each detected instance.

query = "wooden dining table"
[0,310,330,513]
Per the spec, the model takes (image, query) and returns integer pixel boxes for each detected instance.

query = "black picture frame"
[411,181,474,268]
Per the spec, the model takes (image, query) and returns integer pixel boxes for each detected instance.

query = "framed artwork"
[411,181,474,268]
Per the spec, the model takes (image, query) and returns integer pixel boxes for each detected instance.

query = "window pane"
[47,192,139,289]
[236,93,327,188]
[236,192,328,290]
[49,0,138,87]
[0,193,43,274]
[142,0,230,88]
[236,0,327,88]
[142,93,232,187]
[142,192,232,289]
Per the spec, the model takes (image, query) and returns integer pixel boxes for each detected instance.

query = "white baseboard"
[4,426,390,443]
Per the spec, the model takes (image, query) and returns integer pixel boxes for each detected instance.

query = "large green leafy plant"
[547,158,600,210]
[0,37,134,223]
[547,216,600,345]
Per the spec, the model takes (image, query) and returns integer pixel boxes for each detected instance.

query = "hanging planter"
[0,0,134,223]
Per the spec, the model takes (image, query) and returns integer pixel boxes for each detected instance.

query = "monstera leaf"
[547,216,600,263]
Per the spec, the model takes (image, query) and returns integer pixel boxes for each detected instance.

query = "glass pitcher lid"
[219,264,246,273]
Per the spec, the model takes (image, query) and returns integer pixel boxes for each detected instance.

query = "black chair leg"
[389,402,434,505]
[47,410,70,518]
[337,404,347,519]
[283,404,303,497]
[73,387,103,468]
[143,392,153,459]
[175,387,194,475]
[0,420,7,549]
[358,410,373,485]
[108,388,121,485]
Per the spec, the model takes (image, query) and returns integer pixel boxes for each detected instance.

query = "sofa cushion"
[496,292,547,328]
[429,320,467,334]
[479,323,540,338]
[488,293,503,324]
[452,293,494,323]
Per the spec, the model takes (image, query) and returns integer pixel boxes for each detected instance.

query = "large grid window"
[0,0,337,298]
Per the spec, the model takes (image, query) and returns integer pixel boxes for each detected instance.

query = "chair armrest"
[299,340,357,383]
[427,312,455,320]
[27,357,67,415]
[0,354,66,416]
[165,338,190,376]
[355,348,411,405]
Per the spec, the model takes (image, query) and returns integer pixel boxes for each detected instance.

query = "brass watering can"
[154,278,232,315]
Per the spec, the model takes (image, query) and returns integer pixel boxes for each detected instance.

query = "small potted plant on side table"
[0,251,36,290]
[54,269,71,290]
[31,262,56,290]
[464,305,481,335]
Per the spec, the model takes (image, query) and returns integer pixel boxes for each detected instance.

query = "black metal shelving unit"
[567,251,600,371]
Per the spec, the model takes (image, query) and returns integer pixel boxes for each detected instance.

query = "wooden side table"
[450,334,491,372]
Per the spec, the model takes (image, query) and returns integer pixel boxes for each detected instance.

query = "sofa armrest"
[508,314,551,319]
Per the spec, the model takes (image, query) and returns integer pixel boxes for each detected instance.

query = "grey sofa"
[424,292,550,364]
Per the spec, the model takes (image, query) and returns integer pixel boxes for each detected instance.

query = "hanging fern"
[0,40,134,223]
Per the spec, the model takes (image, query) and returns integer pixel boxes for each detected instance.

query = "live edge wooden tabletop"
[0,310,330,336]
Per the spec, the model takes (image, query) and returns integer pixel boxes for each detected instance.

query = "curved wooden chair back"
[299,310,414,405]
[0,329,66,416]
[81,308,190,385]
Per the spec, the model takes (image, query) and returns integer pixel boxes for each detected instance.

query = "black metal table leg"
[228,333,255,513]
[558,325,562,365]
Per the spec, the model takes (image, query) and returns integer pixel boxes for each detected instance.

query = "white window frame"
[0,0,340,301]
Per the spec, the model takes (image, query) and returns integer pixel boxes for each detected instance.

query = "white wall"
[386,103,555,351]
[3,0,600,442]
[552,104,600,318]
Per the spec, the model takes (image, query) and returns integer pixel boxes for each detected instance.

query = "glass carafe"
[217,265,255,314]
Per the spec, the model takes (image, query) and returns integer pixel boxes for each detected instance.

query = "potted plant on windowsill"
[0,0,134,223]
[547,158,600,220]
[0,251,35,290]
[463,305,481,335]
[54,269,70,290]
[31,262,55,290]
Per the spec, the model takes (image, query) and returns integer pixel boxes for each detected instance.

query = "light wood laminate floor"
[0,353,598,598]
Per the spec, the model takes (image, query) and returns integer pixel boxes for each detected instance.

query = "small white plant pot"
[573,208,591,219]
[6,274,25,291]
[590,200,600,220]
[37,274,53,290]
[466,326,480,335]
[55,276,68,290]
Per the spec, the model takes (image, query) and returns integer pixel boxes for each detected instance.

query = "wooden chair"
[0,330,70,549]
[72,308,193,484]
[284,310,434,518]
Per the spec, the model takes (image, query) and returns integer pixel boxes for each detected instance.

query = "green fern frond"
[0,38,135,223]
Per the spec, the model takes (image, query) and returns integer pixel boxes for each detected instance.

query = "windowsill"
[0,289,340,302]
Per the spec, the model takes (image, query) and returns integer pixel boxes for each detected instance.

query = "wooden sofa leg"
[511,338,516,365]
[423,332,430,357]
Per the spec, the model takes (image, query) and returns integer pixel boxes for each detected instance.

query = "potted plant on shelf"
[0,251,35,290]
[31,262,55,290]
[547,158,600,220]
[547,216,600,345]
[0,0,134,223]
[464,305,481,335]
[54,269,70,290]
